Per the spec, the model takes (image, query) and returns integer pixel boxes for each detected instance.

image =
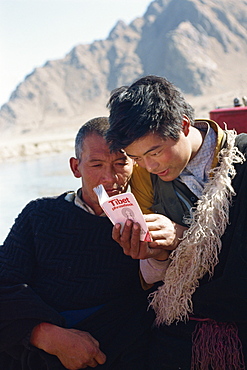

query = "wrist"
[154,257,169,261]
[153,250,170,262]
[30,322,60,354]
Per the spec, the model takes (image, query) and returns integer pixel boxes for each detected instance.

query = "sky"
[0,0,152,107]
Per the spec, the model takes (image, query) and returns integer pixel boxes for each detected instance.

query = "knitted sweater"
[0,193,146,352]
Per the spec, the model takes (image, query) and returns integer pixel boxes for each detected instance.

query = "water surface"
[0,151,80,243]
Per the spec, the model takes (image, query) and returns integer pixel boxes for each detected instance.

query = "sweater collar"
[65,190,105,216]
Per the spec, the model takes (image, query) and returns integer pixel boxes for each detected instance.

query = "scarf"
[149,129,245,326]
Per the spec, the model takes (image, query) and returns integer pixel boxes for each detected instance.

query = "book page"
[94,184,151,242]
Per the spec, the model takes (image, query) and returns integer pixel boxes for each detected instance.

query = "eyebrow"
[89,156,128,163]
[116,155,129,161]
[89,159,103,162]
[127,145,162,157]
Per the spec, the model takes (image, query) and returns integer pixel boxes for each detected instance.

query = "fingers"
[74,333,106,366]
[144,213,180,249]
[54,329,106,369]
[81,358,98,368]
[94,349,107,365]
[143,214,159,222]
[148,232,175,249]
[112,223,122,243]
[82,348,106,368]
[124,224,143,258]
[112,221,147,259]
[74,342,106,369]
[112,218,177,259]
[112,220,140,257]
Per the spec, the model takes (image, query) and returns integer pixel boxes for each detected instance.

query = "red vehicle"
[209,97,247,134]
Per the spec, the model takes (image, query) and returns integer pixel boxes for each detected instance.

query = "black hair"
[106,75,194,151]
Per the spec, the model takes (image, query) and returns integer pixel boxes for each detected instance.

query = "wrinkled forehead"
[83,137,128,161]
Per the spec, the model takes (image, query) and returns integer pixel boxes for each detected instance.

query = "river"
[0,151,80,244]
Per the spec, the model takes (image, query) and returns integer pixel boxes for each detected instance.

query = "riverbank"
[0,133,75,162]
[0,88,245,162]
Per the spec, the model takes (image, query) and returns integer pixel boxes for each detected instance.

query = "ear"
[69,157,82,178]
[182,115,191,136]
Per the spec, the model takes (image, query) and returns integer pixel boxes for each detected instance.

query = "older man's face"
[70,133,133,215]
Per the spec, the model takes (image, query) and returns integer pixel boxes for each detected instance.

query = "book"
[93,184,152,242]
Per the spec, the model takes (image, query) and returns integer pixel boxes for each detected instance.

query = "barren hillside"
[0,0,246,161]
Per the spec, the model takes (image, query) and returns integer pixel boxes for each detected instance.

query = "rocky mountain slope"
[1,0,247,160]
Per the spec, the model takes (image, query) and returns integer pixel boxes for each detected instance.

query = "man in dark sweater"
[0,117,154,369]
[106,76,247,369]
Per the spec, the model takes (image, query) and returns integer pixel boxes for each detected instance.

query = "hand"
[112,214,187,260]
[113,220,167,260]
[30,323,106,369]
[144,214,187,250]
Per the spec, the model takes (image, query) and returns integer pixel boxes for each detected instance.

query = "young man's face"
[124,129,192,182]
[70,133,133,214]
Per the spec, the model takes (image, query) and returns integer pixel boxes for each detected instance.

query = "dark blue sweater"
[0,193,147,352]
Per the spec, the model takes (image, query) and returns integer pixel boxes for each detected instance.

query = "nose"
[143,157,159,173]
[101,166,118,183]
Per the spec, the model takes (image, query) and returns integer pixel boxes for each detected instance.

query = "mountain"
[0,0,247,159]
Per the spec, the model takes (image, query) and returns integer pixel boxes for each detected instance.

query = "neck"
[189,126,206,161]
[79,189,103,216]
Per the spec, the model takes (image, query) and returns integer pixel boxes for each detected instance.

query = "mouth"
[155,168,169,177]
[105,188,123,196]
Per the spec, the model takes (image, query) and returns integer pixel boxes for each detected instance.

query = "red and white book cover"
[93,184,152,242]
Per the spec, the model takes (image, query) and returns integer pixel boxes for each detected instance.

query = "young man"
[0,117,154,370]
[106,76,247,369]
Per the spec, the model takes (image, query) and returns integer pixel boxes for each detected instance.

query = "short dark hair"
[106,75,194,151]
[75,116,109,160]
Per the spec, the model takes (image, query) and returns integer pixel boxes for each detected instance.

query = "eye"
[132,157,141,162]
[116,161,129,166]
[151,150,161,157]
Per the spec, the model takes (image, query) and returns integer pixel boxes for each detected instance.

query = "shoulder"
[235,133,247,155]
[131,164,153,214]
[18,192,69,218]
[231,134,247,189]
[132,164,152,184]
